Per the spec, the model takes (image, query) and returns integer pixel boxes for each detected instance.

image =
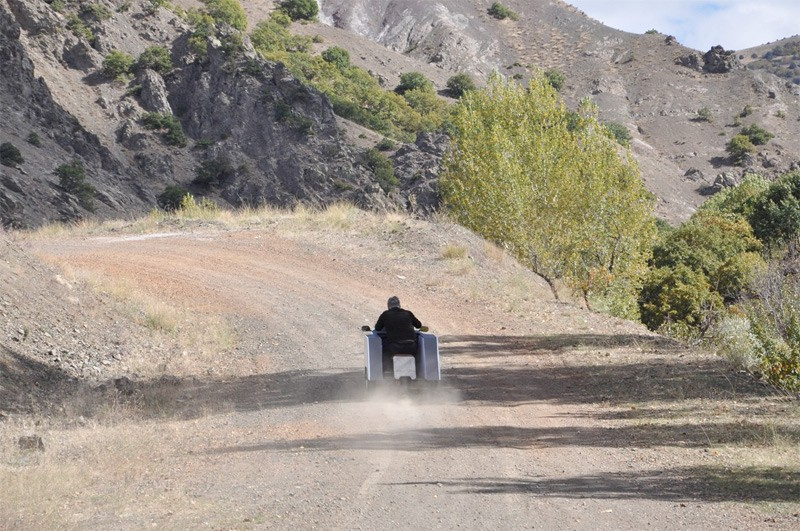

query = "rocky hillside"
[2,0,800,228]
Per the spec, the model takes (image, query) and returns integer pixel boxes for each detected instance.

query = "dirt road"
[22,221,798,529]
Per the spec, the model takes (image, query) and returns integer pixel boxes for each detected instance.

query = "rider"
[374,296,422,374]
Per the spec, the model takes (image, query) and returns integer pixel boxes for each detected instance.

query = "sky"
[566,1,800,51]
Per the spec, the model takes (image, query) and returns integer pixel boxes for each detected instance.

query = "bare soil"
[2,212,799,529]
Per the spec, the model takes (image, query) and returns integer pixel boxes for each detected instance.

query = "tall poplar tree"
[441,74,656,317]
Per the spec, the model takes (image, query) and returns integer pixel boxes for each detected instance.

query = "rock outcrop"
[703,45,741,73]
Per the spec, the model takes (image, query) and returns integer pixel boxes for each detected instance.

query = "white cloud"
[567,1,800,51]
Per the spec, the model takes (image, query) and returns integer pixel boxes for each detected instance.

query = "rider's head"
[387,295,401,309]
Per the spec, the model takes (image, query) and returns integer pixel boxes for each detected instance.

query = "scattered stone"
[18,435,44,451]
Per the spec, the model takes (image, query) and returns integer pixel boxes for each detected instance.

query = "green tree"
[200,0,247,31]
[441,75,656,313]
[445,73,476,98]
[0,142,24,166]
[604,121,632,146]
[137,45,173,74]
[157,185,190,211]
[395,72,432,95]
[102,50,135,79]
[699,174,770,219]
[321,46,350,69]
[740,123,774,145]
[278,0,318,21]
[363,148,398,192]
[749,171,800,253]
[726,134,755,164]
[55,160,96,211]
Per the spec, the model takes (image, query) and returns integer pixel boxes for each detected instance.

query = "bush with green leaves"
[699,174,770,220]
[157,185,191,211]
[740,123,774,145]
[55,160,95,211]
[200,0,247,31]
[445,73,476,98]
[66,14,94,42]
[102,50,135,79]
[640,211,764,334]
[395,72,433,95]
[696,106,713,122]
[0,142,24,167]
[81,3,112,21]
[141,112,187,147]
[137,46,173,74]
[487,2,519,21]
[193,155,234,188]
[544,68,565,92]
[748,171,800,253]
[726,134,756,164]
[321,46,350,69]
[26,132,42,147]
[604,121,632,146]
[364,148,398,192]
[278,0,318,21]
[376,138,396,151]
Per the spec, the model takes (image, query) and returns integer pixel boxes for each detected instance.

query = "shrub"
[0,142,24,167]
[487,2,519,21]
[66,14,94,42]
[726,134,756,164]
[55,160,95,211]
[696,106,713,122]
[376,138,396,151]
[445,73,476,98]
[749,171,800,252]
[102,50,135,79]
[740,123,774,145]
[604,121,632,146]
[26,132,42,147]
[137,46,173,74]
[395,72,432,95]
[193,155,235,188]
[544,68,565,92]
[364,148,398,192]
[639,264,723,336]
[141,112,187,147]
[321,46,350,69]
[740,104,753,117]
[278,0,318,21]
[714,315,761,370]
[157,185,190,211]
[201,0,248,31]
[81,3,112,21]
[645,29,659,35]
[699,174,770,219]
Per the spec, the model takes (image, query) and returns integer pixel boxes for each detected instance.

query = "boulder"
[703,45,741,74]
[138,69,172,115]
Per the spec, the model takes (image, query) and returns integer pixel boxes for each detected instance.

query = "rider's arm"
[410,312,422,329]
[374,311,386,331]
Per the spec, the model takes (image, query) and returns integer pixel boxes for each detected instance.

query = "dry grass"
[0,417,217,529]
[440,243,468,260]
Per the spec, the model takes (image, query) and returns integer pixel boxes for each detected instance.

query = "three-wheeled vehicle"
[361,325,440,391]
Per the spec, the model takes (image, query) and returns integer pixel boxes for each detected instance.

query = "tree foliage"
[441,75,656,315]
[321,46,350,69]
[0,142,24,167]
[137,45,173,74]
[278,0,318,21]
[395,72,432,95]
[749,171,800,253]
[445,73,476,98]
[726,134,755,164]
[102,50,135,79]
[200,0,247,31]
[55,160,96,211]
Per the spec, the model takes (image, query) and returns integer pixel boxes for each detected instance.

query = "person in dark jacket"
[374,296,422,375]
